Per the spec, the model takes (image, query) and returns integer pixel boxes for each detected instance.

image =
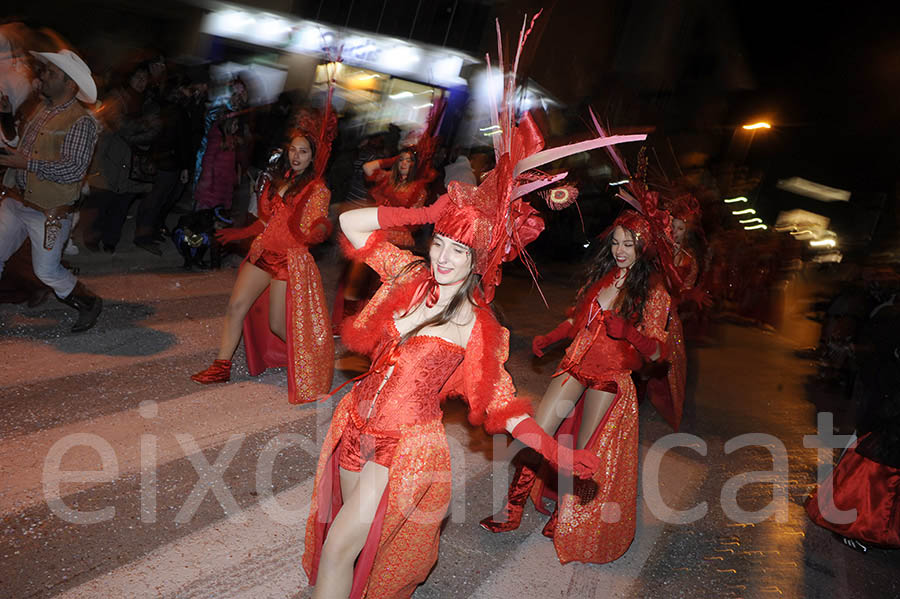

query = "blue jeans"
[0,198,76,298]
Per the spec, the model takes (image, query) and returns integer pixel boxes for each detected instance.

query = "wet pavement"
[1,227,898,599]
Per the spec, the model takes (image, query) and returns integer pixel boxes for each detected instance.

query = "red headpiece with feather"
[434,13,647,303]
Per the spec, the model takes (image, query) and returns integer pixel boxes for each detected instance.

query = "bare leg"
[268,278,287,342]
[533,374,588,436]
[216,262,272,360]
[311,461,389,599]
[576,389,616,449]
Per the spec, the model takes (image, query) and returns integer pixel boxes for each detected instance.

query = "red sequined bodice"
[351,323,465,436]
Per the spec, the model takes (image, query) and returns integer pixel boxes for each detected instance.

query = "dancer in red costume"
[642,192,707,431]
[191,107,337,404]
[303,16,647,593]
[302,192,601,599]
[361,146,435,248]
[481,208,673,565]
[332,109,442,334]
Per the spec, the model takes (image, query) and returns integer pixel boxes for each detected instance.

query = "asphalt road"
[1,231,897,599]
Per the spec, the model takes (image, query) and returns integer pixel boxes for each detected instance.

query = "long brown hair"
[574,225,655,323]
[390,150,418,186]
[394,246,482,344]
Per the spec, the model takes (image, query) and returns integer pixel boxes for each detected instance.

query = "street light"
[742,122,772,130]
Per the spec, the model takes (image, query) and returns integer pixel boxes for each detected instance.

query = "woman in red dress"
[362,148,436,248]
[481,209,672,565]
[190,112,336,404]
[302,184,601,598]
[332,142,441,335]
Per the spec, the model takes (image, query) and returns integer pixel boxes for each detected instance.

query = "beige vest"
[24,102,93,210]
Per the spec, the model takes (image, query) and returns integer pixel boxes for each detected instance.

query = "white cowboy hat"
[29,49,97,104]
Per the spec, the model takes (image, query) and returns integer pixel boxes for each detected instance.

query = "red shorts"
[337,419,398,472]
[249,249,289,280]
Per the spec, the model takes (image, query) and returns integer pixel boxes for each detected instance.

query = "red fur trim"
[483,397,534,436]
[463,307,533,434]
[339,267,429,356]
[338,230,388,261]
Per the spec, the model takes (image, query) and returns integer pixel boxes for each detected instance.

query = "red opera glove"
[377,194,450,229]
[532,320,574,357]
[511,418,601,478]
[215,221,264,245]
[604,313,659,359]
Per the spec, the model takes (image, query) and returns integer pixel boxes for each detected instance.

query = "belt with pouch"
[0,185,74,216]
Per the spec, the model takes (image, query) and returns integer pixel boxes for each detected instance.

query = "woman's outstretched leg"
[576,389,616,449]
[311,461,389,599]
[192,262,271,384]
[216,262,271,360]
[481,374,587,532]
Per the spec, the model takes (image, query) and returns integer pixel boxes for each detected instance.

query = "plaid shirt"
[13,97,98,190]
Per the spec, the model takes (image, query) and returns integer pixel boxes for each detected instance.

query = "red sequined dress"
[303,232,532,598]
[240,177,334,404]
[531,277,671,564]
[367,165,436,247]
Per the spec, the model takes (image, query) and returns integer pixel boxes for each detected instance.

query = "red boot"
[541,507,558,538]
[191,359,232,384]
[480,462,537,533]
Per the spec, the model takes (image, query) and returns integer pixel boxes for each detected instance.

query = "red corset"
[352,334,464,436]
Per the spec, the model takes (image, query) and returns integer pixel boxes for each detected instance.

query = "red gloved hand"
[304,218,332,245]
[604,313,659,359]
[511,418,601,478]
[215,220,264,245]
[532,320,574,357]
[680,286,712,310]
[377,193,451,229]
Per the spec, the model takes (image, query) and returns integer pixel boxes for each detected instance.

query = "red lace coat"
[241,178,334,404]
[533,279,671,564]
[303,231,532,598]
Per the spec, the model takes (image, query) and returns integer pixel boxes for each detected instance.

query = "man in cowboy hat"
[0,48,102,332]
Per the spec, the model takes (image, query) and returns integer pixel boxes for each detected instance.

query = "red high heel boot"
[191,359,232,384]
[480,462,537,533]
[541,507,558,538]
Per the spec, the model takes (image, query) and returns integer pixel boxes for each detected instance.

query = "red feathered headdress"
[433,13,646,303]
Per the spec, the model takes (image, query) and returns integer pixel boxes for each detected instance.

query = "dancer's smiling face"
[611,225,638,269]
[429,234,473,286]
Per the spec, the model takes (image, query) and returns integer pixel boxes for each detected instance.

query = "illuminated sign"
[202,6,474,88]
